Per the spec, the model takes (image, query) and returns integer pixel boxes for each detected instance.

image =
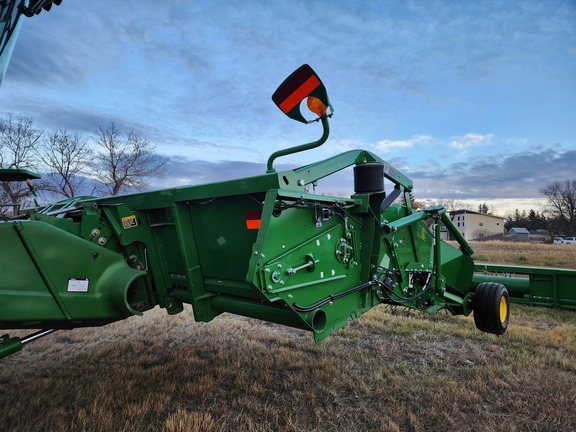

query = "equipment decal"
[122,215,138,229]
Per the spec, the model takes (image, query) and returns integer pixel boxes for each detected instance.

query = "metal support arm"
[267,116,330,173]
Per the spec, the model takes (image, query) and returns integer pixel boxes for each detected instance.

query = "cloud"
[449,133,494,150]
[332,139,366,152]
[407,147,576,200]
[375,135,434,152]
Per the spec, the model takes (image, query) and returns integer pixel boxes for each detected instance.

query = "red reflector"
[246,211,262,230]
[278,75,321,114]
[246,220,261,230]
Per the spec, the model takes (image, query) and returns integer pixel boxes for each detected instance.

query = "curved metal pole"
[266,115,330,173]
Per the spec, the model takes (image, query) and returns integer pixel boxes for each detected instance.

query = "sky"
[2,0,575,215]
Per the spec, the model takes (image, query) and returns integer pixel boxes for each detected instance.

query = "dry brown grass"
[467,240,576,269]
[1,242,575,431]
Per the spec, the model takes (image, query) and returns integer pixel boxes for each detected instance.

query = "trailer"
[1,1,574,360]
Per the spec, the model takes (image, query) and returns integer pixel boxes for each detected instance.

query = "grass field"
[466,240,576,269]
[1,242,575,431]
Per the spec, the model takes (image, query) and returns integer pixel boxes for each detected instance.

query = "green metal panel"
[0,224,63,322]
[0,220,146,328]
[247,190,367,340]
[187,195,263,282]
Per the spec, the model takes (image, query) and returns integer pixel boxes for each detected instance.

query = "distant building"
[440,210,505,241]
[508,227,530,240]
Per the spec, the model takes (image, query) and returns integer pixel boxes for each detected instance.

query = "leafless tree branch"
[37,129,93,198]
[92,122,167,196]
[0,114,42,214]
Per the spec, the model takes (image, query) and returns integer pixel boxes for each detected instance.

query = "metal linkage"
[0,329,57,359]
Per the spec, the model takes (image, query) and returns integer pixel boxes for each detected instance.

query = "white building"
[441,210,505,241]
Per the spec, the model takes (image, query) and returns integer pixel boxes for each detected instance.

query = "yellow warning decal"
[122,215,138,229]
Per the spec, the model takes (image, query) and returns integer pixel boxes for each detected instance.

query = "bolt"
[261,253,266,258]
[265,268,271,273]
[98,237,107,246]
[272,270,282,283]
[277,264,282,269]
[288,294,293,299]
[90,229,100,238]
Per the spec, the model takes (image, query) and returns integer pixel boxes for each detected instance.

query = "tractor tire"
[473,282,510,335]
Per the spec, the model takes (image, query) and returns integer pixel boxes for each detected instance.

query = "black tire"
[473,282,510,335]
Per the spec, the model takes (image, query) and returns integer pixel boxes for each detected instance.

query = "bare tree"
[38,129,93,199]
[539,179,576,235]
[0,114,43,214]
[92,122,167,196]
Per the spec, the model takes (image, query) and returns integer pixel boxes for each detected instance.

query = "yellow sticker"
[122,215,138,229]
[419,225,427,241]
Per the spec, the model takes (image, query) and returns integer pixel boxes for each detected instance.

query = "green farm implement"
[1,2,575,360]
[0,63,513,359]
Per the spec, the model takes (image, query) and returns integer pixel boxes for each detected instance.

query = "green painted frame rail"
[473,263,576,310]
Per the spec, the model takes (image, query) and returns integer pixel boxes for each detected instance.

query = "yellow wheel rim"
[499,296,508,323]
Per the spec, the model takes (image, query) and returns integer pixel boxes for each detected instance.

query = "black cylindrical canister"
[353,163,384,193]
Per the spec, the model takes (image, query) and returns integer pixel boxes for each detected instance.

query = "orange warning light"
[307,96,327,117]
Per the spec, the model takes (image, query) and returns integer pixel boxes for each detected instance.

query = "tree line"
[406,190,576,241]
[0,114,166,214]
[504,209,547,231]
[502,182,576,238]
